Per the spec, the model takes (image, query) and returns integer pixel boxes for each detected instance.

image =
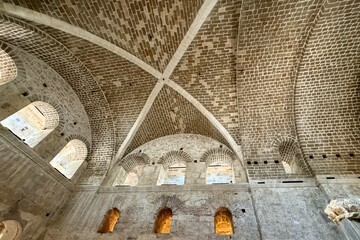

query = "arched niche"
[201,148,236,184]
[278,139,304,174]
[50,139,88,179]
[0,220,22,240]
[214,207,234,235]
[154,207,172,234]
[98,208,120,234]
[0,48,17,86]
[0,101,59,147]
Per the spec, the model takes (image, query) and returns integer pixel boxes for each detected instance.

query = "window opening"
[0,101,59,147]
[154,208,172,234]
[215,208,234,235]
[98,208,120,233]
[50,139,87,179]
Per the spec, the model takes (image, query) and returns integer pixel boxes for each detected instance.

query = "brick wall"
[3,0,204,72]
[172,0,241,144]
[295,0,360,175]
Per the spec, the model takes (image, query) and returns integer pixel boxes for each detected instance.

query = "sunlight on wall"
[207,163,233,184]
[0,101,58,147]
[50,139,87,179]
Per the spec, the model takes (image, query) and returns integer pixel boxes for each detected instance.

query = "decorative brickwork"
[200,148,236,166]
[236,0,325,179]
[0,47,16,85]
[158,150,191,170]
[295,0,360,175]
[0,15,115,184]
[172,0,241,144]
[125,85,231,155]
[36,26,157,147]
[3,0,204,72]
[119,152,150,173]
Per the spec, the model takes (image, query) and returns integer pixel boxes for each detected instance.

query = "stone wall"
[108,134,246,187]
[0,131,72,240]
[45,185,260,240]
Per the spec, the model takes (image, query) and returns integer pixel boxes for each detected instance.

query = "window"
[207,162,234,184]
[123,165,143,186]
[154,208,172,234]
[50,139,87,179]
[0,220,22,240]
[98,208,120,233]
[118,153,149,186]
[0,48,17,86]
[201,148,236,184]
[0,101,59,147]
[215,208,234,235]
[157,151,190,186]
[162,163,186,185]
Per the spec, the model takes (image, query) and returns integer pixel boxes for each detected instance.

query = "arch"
[278,139,304,174]
[0,101,59,147]
[0,220,22,240]
[157,151,190,185]
[0,48,17,85]
[201,148,236,184]
[98,208,120,234]
[214,207,234,235]
[118,153,149,186]
[154,207,172,234]
[50,139,88,179]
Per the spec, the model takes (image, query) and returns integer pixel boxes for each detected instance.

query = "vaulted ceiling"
[0,0,359,184]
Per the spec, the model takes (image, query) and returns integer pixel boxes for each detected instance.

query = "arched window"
[202,148,235,184]
[50,139,87,179]
[0,220,22,240]
[215,208,234,235]
[162,162,186,185]
[98,208,120,233]
[0,101,59,147]
[157,151,190,186]
[154,208,172,234]
[0,48,17,86]
[123,165,143,186]
[118,153,149,186]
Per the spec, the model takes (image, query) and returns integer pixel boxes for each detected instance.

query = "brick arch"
[151,195,185,216]
[271,135,311,175]
[0,42,26,81]
[28,95,64,131]
[0,14,115,182]
[66,134,91,159]
[200,148,236,166]
[158,150,191,170]
[118,152,150,173]
[0,43,17,85]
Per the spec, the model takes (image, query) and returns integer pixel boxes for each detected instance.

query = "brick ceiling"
[0,0,359,181]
